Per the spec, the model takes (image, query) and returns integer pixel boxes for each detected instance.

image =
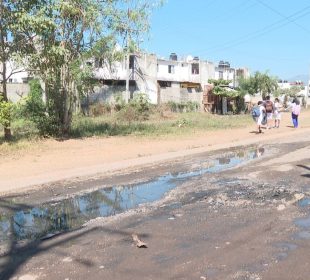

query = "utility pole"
[306,83,308,109]
[125,8,131,104]
[125,31,130,103]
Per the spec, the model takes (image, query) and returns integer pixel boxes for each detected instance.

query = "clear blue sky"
[142,0,310,81]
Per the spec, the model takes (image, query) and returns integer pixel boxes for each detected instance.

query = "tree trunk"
[0,60,12,141]
[60,61,73,137]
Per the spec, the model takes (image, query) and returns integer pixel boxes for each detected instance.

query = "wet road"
[1,141,310,280]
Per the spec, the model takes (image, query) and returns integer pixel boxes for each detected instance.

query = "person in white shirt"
[256,101,266,133]
[291,98,301,128]
[273,98,282,128]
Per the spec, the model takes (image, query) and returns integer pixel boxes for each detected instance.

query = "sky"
[141,0,310,81]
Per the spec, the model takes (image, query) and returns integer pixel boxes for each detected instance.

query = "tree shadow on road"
[297,164,310,178]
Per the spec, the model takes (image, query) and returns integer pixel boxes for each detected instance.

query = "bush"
[89,103,111,116]
[0,96,14,128]
[16,79,59,136]
[167,101,200,113]
[130,93,150,120]
[113,95,126,112]
[117,93,151,123]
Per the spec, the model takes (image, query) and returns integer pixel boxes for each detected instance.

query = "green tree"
[239,71,278,99]
[208,79,240,97]
[21,0,163,137]
[0,0,55,140]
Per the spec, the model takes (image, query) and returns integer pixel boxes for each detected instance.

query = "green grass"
[0,112,253,153]
[70,112,253,138]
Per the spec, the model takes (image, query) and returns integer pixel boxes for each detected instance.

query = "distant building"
[214,61,235,87]
[0,61,30,102]
[91,52,217,105]
[2,52,250,106]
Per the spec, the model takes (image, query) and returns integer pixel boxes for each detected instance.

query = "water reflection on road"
[0,146,264,245]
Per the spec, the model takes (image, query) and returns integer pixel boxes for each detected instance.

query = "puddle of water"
[294,231,310,240]
[298,198,310,207]
[295,217,310,229]
[274,242,297,251]
[0,147,262,245]
[276,252,288,261]
[294,214,310,240]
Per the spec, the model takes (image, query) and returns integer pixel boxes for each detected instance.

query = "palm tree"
[254,71,278,99]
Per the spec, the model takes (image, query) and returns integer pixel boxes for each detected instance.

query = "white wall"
[0,61,28,83]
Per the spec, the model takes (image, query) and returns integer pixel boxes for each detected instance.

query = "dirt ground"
[1,111,310,280]
[1,110,310,195]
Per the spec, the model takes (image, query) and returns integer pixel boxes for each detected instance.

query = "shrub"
[114,95,126,112]
[166,101,200,113]
[117,93,151,123]
[0,96,14,128]
[130,93,150,120]
[89,103,111,116]
[16,79,59,136]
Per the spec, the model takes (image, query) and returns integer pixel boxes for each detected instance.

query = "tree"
[0,0,54,140]
[208,79,240,98]
[0,0,24,140]
[19,0,163,136]
[254,72,278,99]
[239,71,278,99]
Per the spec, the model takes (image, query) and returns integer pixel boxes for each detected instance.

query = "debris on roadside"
[132,234,148,248]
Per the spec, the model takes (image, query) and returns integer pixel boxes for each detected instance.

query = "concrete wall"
[133,53,158,104]
[0,62,29,84]
[89,85,132,104]
[159,82,202,104]
[6,83,29,102]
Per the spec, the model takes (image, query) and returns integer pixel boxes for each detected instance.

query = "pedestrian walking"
[253,101,266,133]
[274,98,282,128]
[291,98,301,128]
[264,96,274,129]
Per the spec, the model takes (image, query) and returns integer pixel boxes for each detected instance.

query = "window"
[129,55,135,69]
[168,65,174,74]
[158,81,172,88]
[191,63,199,75]
[219,71,223,79]
[8,78,13,83]
[95,58,104,68]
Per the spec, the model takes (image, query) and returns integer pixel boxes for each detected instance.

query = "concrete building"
[2,52,249,107]
[0,61,30,101]
[91,52,216,105]
[214,61,235,87]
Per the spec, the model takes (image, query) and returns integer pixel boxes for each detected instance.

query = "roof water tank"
[170,53,177,61]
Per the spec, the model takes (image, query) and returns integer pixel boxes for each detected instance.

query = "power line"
[194,5,310,56]
[255,0,310,34]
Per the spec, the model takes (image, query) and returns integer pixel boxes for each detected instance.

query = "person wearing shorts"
[264,96,275,129]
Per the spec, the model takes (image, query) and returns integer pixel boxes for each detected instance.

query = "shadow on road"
[297,164,310,179]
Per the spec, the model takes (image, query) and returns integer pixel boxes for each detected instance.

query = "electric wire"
[194,5,310,56]
[255,0,310,34]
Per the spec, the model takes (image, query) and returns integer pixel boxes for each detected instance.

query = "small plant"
[89,103,111,116]
[130,93,151,120]
[114,95,126,112]
[0,96,14,128]
[15,79,59,136]
[167,101,200,113]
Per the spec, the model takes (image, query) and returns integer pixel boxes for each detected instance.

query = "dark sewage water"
[0,146,264,245]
